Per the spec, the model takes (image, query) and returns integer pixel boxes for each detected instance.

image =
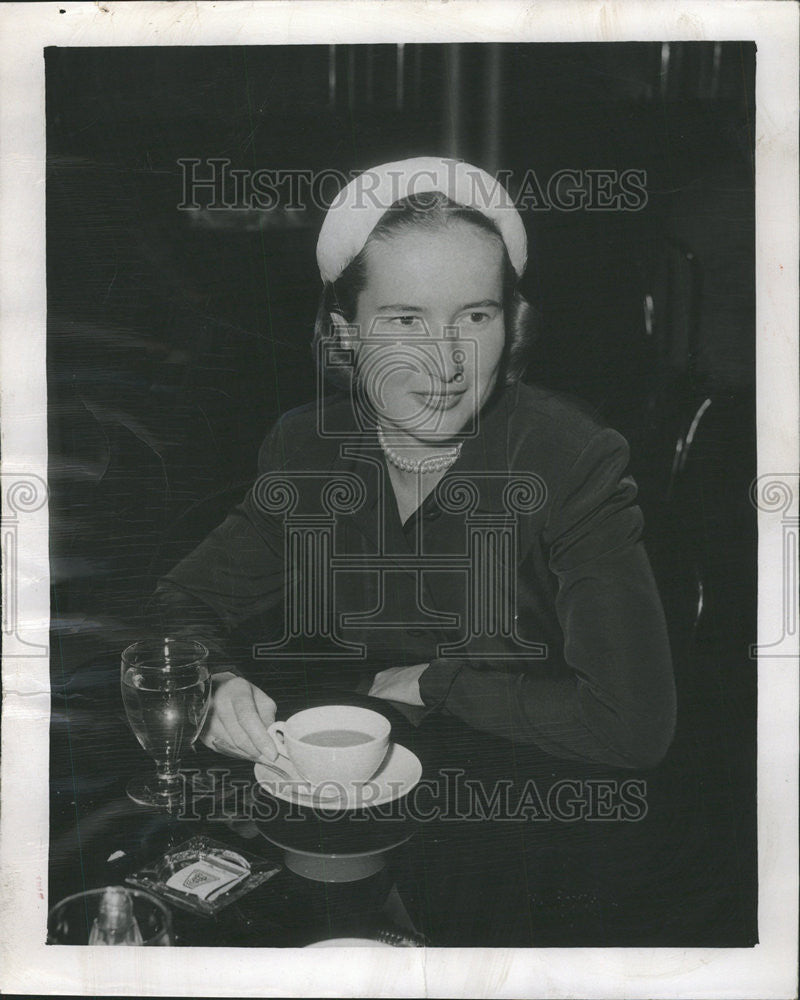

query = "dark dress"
[150,381,676,770]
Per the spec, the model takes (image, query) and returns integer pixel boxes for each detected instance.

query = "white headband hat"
[316,156,526,284]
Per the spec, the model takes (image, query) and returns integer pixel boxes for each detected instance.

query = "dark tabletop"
[49,647,757,948]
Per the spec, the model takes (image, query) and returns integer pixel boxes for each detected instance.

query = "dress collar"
[325,382,521,515]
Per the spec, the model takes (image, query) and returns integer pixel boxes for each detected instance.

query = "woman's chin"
[381,416,467,447]
[376,395,476,441]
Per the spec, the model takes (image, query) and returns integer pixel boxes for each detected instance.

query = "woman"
[151,157,676,770]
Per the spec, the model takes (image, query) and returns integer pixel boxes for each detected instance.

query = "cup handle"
[267,721,286,757]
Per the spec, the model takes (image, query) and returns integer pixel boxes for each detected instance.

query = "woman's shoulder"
[278,393,357,430]
[505,383,635,525]
[258,396,352,472]
[508,382,618,459]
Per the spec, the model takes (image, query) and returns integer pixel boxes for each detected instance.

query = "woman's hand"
[368,663,429,706]
[200,671,279,762]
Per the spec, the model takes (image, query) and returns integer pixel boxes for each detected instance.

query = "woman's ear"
[330,311,359,354]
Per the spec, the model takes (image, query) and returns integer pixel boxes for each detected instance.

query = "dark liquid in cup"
[300,729,374,748]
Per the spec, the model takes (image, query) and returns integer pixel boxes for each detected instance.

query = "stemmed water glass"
[121,637,211,809]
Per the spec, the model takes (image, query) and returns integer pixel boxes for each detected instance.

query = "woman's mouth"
[414,388,467,410]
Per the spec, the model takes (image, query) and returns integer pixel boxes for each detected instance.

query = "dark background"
[46,43,757,945]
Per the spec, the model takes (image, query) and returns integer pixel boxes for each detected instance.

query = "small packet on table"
[165,856,249,902]
[126,835,280,917]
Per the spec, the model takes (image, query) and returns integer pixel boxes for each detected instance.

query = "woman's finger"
[199,673,240,750]
[235,687,278,760]
[219,720,260,761]
[216,694,264,760]
[199,711,236,752]
[205,678,263,758]
[199,676,277,760]
[252,687,278,727]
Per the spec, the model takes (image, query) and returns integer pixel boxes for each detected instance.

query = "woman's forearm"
[419,534,677,769]
[420,652,676,769]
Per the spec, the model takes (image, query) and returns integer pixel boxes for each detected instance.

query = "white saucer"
[254,742,422,812]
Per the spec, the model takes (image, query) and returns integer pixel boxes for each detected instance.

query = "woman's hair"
[312,191,536,389]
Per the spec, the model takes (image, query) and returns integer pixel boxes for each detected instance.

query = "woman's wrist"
[368,663,429,706]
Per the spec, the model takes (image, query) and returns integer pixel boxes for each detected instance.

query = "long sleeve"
[419,428,677,769]
[145,420,289,676]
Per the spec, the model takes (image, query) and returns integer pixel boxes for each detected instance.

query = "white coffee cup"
[267,705,391,786]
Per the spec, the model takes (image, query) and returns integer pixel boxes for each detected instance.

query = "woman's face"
[346,221,507,445]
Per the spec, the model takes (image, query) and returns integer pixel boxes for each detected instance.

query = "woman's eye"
[464,311,490,324]
[388,315,420,328]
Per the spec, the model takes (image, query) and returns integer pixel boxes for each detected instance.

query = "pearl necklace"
[377,425,462,474]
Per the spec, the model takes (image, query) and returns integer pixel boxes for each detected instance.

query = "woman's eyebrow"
[375,299,502,312]
[458,299,501,310]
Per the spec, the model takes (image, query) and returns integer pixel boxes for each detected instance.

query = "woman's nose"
[423,342,465,383]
